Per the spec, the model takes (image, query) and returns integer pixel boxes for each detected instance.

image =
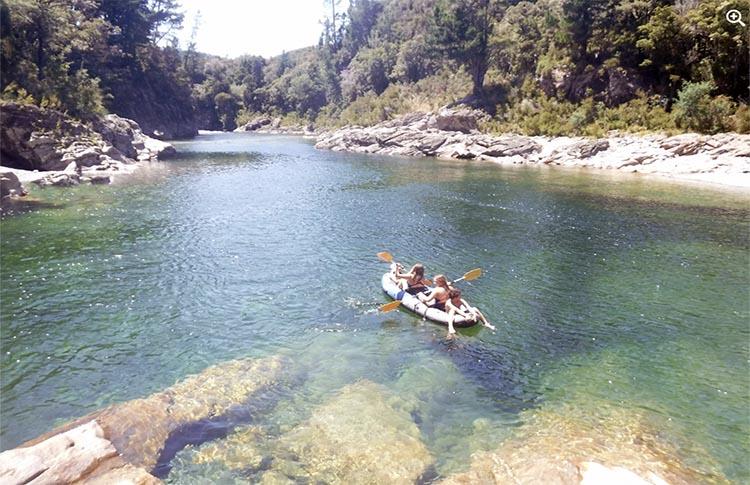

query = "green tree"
[433,0,499,97]
[0,0,110,116]
[214,91,240,130]
[673,81,735,133]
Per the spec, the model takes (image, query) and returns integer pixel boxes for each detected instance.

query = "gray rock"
[432,108,479,133]
[0,421,118,485]
[235,117,272,132]
[571,139,610,158]
[0,102,176,181]
[482,135,542,157]
[0,420,162,485]
[0,170,26,198]
[34,172,80,187]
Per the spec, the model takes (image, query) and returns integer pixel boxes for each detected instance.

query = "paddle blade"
[377,251,394,263]
[379,300,401,313]
[463,268,482,281]
[422,278,433,286]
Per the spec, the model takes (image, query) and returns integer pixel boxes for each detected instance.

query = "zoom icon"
[726,9,747,27]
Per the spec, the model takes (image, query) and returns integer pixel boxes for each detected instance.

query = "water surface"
[1,133,748,482]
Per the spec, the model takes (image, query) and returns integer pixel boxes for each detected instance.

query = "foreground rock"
[315,109,750,189]
[440,405,727,485]
[0,170,27,198]
[0,102,176,190]
[2,355,286,483]
[270,380,433,483]
[0,420,159,485]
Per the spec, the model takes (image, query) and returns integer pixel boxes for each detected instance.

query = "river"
[1,132,748,482]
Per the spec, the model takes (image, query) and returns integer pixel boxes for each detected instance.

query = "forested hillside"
[2,0,748,137]
[1,0,196,138]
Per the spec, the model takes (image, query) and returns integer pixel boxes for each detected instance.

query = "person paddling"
[392,263,428,294]
[417,274,451,310]
[445,287,495,335]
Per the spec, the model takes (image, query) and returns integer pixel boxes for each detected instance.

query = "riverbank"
[0,102,176,198]
[315,109,750,190]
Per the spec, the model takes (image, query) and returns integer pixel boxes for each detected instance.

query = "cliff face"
[101,67,198,140]
[0,102,175,172]
[108,94,198,140]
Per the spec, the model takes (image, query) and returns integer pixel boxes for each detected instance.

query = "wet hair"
[411,264,424,278]
[449,288,462,299]
[434,275,448,287]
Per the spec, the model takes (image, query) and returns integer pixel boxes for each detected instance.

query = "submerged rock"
[15,355,286,477]
[440,404,728,485]
[97,355,285,470]
[264,380,433,484]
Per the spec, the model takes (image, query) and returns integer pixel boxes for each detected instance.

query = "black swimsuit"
[431,301,446,312]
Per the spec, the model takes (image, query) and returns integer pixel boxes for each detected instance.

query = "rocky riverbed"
[0,353,731,484]
[315,109,750,189]
[0,355,286,484]
[0,102,176,198]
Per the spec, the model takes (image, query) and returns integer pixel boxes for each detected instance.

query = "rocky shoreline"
[315,109,750,189]
[0,103,176,199]
[234,115,316,136]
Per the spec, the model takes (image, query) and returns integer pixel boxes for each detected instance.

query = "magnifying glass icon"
[727,9,747,27]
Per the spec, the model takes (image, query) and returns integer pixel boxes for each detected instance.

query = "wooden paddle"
[451,268,482,284]
[379,300,402,313]
[377,251,394,263]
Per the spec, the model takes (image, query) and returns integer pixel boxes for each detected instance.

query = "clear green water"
[1,133,748,482]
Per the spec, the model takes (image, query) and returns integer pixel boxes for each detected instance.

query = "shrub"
[672,81,735,133]
[731,104,750,133]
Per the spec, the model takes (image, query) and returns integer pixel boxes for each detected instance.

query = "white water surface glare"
[1,133,748,482]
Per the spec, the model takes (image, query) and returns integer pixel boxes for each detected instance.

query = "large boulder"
[0,170,26,198]
[0,420,160,485]
[430,108,481,133]
[18,355,287,473]
[264,380,434,484]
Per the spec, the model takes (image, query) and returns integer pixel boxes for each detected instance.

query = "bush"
[318,69,472,128]
[731,104,750,133]
[673,81,735,134]
[484,91,677,136]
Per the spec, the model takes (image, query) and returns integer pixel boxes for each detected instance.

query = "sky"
[175,1,347,59]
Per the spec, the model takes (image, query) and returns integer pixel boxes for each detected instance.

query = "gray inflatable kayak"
[381,272,478,327]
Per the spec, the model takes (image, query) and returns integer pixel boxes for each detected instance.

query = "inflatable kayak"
[381,272,478,327]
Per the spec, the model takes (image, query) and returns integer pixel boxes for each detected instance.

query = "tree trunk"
[471,60,487,97]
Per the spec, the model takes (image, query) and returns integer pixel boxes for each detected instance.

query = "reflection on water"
[1,133,748,482]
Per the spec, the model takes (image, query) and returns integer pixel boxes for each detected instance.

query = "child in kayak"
[417,274,451,310]
[445,288,496,335]
[392,263,428,294]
